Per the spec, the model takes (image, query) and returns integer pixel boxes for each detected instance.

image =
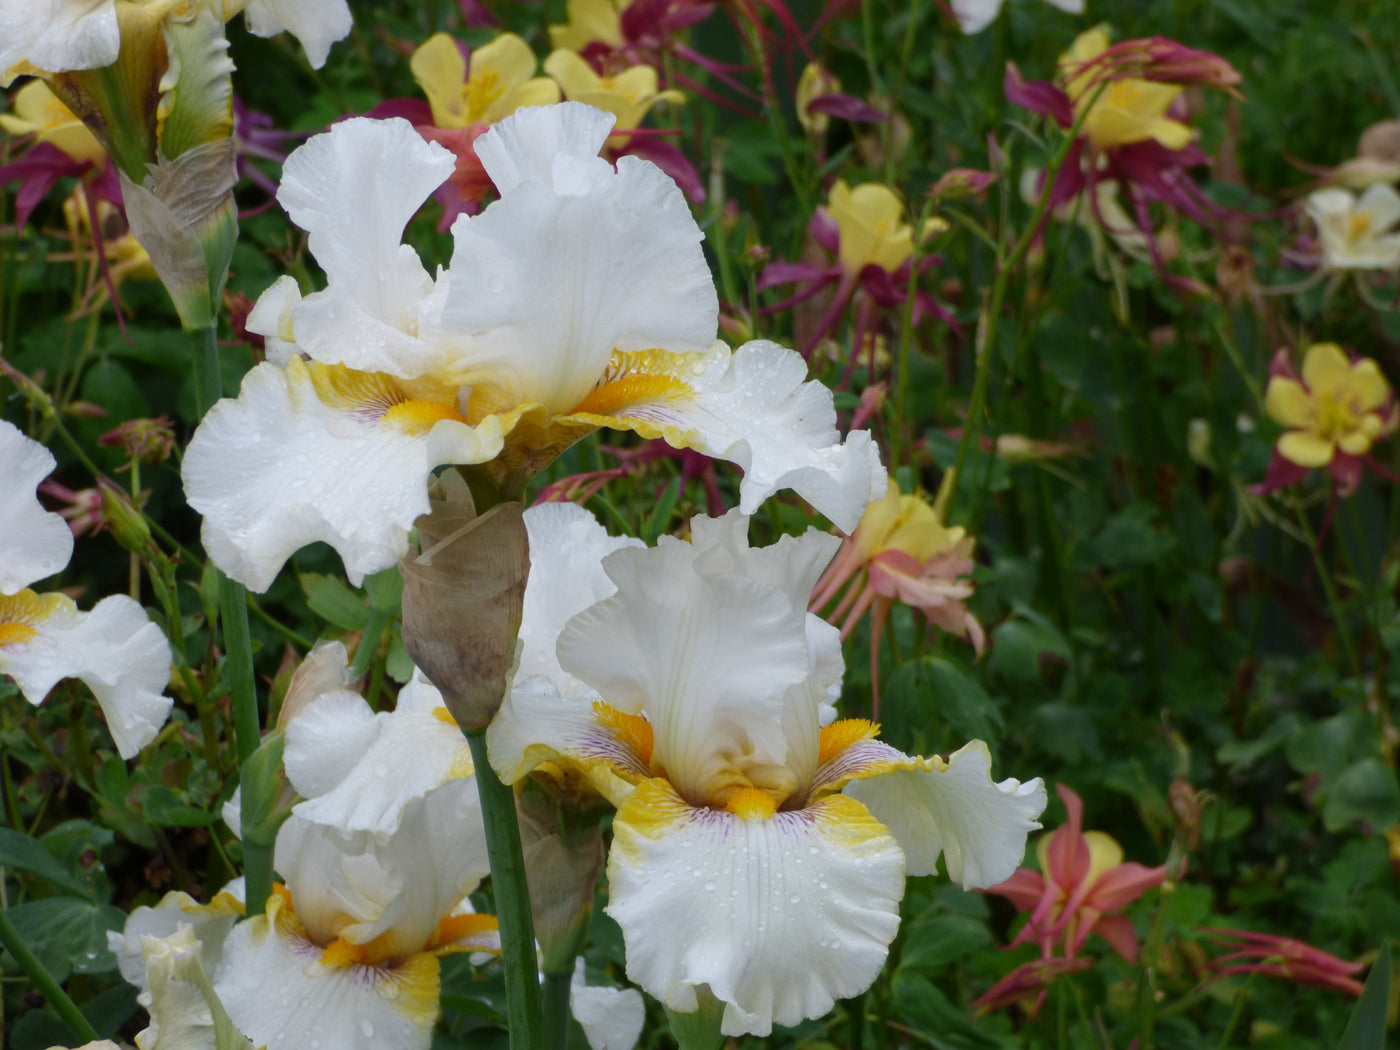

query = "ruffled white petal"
[0,421,73,594]
[607,780,904,1036]
[276,783,488,958]
[517,502,642,694]
[244,274,301,367]
[182,359,503,591]
[438,120,717,417]
[570,959,644,1050]
[1,594,172,758]
[109,886,245,993]
[0,0,119,80]
[950,0,1002,33]
[473,102,617,195]
[557,527,813,806]
[238,0,352,69]
[133,925,254,1050]
[287,672,479,842]
[843,740,1046,888]
[271,118,454,378]
[216,897,440,1050]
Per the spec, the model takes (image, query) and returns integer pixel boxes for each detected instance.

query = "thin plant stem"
[1214,971,1258,1050]
[466,729,542,1050]
[0,907,100,1043]
[1295,504,1362,681]
[190,322,270,917]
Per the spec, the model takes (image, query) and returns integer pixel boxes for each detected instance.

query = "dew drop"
[360,1019,375,1038]
[788,894,801,904]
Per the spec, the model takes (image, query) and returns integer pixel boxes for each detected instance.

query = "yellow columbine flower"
[0,81,106,165]
[827,181,934,276]
[1265,343,1394,468]
[548,0,629,52]
[1059,27,1193,152]
[544,49,683,142]
[411,32,560,130]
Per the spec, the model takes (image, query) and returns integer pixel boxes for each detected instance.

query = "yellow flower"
[0,80,106,165]
[548,0,628,52]
[1059,27,1193,152]
[796,63,839,136]
[826,181,943,276]
[543,49,683,142]
[1265,343,1394,468]
[411,32,560,130]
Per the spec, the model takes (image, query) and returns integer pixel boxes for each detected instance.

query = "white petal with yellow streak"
[133,925,254,1050]
[843,740,1046,888]
[0,592,172,758]
[606,779,904,1036]
[216,897,440,1050]
[182,359,504,591]
[572,342,886,534]
[287,672,481,842]
[0,421,73,594]
[437,105,717,418]
[109,886,245,993]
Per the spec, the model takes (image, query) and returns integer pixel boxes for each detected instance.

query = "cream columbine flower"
[1,421,172,758]
[1305,184,1400,271]
[184,102,884,591]
[488,509,1045,1036]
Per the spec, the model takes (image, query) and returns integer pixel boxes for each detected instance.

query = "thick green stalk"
[466,730,542,1050]
[191,323,270,917]
[543,969,572,1050]
[0,907,99,1043]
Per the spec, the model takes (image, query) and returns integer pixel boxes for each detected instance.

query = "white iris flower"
[0,421,172,758]
[182,102,885,592]
[489,508,1046,1036]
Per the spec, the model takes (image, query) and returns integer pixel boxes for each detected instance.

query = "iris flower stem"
[191,322,270,917]
[542,968,572,1050]
[946,85,1105,526]
[466,729,543,1050]
[0,907,99,1043]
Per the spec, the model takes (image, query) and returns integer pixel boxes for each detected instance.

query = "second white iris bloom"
[183,102,885,592]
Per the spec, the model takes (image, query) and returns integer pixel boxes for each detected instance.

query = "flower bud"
[398,482,530,731]
[98,479,153,555]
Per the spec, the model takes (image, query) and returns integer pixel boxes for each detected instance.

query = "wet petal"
[0,421,73,594]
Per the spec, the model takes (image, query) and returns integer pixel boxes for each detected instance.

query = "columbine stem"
[0,907,99,1043]
[466,729,542,1050]
[190,322,270,917]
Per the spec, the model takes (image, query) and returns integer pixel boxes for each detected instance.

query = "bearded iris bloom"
[489,509,1045,1036]
[0,420,172,758]
[183,102,884,592]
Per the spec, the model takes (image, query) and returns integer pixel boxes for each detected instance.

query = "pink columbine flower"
[1198,928,1366,997]
[984,783,1167,963]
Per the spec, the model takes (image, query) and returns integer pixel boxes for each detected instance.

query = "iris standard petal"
[238,0,352,69]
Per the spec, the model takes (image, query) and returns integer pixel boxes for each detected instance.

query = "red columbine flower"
[1005,27,1246,261]
[1198,928,1366,997]
[984,783,1167,961]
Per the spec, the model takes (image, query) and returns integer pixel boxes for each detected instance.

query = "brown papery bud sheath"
[399,492,529,731]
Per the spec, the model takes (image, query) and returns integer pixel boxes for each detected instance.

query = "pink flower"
[1198,928,1366,997]
[984,784,1166,962]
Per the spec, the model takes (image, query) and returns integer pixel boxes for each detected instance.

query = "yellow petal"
[1277,430,1335,468]
[472,32,541,96]
[1083,830,1124,884]
[544,48,599,98]
[1301,342,1351,394]
[1337,430,1374,456]
[1347,358,1392,413]
[411,33,469,127]
[1264,377,1314,428]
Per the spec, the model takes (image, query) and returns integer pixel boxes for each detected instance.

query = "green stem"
[347,607,391,681]
[0,907,99,1043]
[190,323,270,917]
[1214,971,1257,1050]
[543,968,572,1050]
[466,730,542,1050]
[1295,505,1362,681]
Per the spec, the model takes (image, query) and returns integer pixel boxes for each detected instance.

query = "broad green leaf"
[300,572,370,631]
[897,913,995,972]
[3,897,126,982]
[1338,944,1390,1050]
[0,827,95,899]
[1322,759,1400,833]
[144,784,220,827]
